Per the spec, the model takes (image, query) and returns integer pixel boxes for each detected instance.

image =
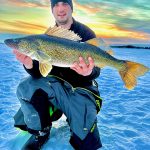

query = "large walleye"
[4,26,149,90]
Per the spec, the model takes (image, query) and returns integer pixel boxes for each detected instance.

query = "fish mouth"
[4,39,18,49]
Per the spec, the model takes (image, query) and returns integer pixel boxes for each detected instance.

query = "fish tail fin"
[119,61,149,90]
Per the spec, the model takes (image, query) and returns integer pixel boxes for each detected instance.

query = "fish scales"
[33,34,124,69]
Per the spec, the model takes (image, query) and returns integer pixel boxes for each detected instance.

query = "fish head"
[5,35,53,63]
[4,38,21,49]
[4,36,40,58]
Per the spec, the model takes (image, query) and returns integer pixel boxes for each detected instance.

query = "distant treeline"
[111,45,150,49]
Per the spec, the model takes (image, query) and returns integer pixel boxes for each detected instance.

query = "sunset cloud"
[0,20,47,34]
[88,22,150,40]
[73,0,101,14]
[0,0,150,44]
[1,0,49,8]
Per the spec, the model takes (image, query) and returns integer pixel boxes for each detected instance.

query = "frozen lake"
[0,43,150,150]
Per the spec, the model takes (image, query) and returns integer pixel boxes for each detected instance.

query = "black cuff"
[24,60,42,78]
[80,67,100,81]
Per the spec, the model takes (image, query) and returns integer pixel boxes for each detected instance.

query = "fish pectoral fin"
[39,62,52,77]
[45,26,82,41]
[119,61,149,90]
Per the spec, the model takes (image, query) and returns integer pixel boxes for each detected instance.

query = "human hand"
[13,49,33,69]
[70,56,94,76]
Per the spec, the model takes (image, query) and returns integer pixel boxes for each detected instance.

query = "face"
[52,2,72,25]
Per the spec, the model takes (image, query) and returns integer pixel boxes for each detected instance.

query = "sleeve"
[24,60,42,78]
[81,30,96,42]
[81,67,100,81]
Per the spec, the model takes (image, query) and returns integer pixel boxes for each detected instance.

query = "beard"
[57,18,69,25]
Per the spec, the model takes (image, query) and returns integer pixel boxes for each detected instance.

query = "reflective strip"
[96,100,101,108]
[49,106,58,117]
[95,99,102,113]
[90,123,96,133]
[49,107,53,117]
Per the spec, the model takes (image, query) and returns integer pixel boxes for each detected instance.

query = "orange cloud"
[3,0,49,8]
[73,0,101,14]
[0,20,47,34]
[87,22,150,41]
[1,0,149,44]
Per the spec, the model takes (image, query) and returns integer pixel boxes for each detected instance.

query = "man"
[13,0,102,149]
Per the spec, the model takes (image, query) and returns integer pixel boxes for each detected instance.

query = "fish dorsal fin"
[86,38,99,47]
[39,62,52,77]
[86,38,114,55]
[45,26,82,41]
[106,50,114,56]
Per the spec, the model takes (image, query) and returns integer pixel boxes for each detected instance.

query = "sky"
[0,0,150,44]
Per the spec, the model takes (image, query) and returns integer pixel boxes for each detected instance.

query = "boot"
[22,127,50,150]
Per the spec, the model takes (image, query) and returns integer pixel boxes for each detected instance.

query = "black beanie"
[50,0,73,10]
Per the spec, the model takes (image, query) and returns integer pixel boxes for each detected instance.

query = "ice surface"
[0,44,150,150]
